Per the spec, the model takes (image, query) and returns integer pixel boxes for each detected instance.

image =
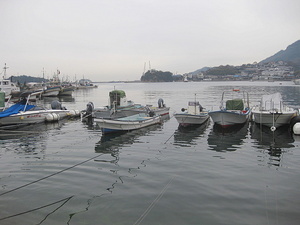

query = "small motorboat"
[174,101,209,127]
[209,89,251,127]
[0,93,80,128]
[251,92,298,129]
[121,98,170,117]
[82,90,169,121]
[94,113,161,134]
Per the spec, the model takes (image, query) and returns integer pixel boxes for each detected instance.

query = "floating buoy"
[270,126,276,132]
[69,110,76,116]
[293,123,300,135]
[74,110,80,116]
[52,113,60,121]
[45,113,54,122]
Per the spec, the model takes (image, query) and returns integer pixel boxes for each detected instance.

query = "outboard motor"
[83,102,94,124]
[148,110,155,117]
[51,100,63,110]
[158,98,164,108]
[86,102,94,115]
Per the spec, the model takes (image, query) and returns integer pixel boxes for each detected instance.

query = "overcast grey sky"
[1,0,300,81]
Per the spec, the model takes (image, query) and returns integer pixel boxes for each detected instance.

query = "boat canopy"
[226,99,244,110]
[109,90,126,106]
[0,100,35,118]
[260,93,282,110]
[109,90,126,98]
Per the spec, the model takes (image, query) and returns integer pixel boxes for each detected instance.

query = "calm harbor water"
[1,81,300,225]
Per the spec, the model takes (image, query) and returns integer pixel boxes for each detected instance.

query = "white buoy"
[52,113,59,121]
[293,122,300,135]
[45,113,54,122]
[74,109,80,116]
[270,126,276,132]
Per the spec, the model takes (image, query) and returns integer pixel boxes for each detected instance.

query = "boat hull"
[94,115,161,133]
[0,110,76,126]
[174,113,209,126]
[122,107,170,117]
[252,110,296,128]
[42,89,60,97]
[58,87,75,96]
[209,110,250,127]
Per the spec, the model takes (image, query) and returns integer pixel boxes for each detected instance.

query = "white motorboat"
[1,64,21,99]
[174,101,209,126]
[121,98,170,117]
[0,94,80,127]
[251,92,297,129]
[94,113,161,134]
[209,90,251,127]
[76,79,98,89]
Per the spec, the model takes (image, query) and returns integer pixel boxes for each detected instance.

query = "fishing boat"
[121,98,170,117]
[0,93,80,128]
[58,85,75,96]
[174,100,209,127]
[251,92,297,129]
[42,86,61,97]
[89,90,136,119]
[76,79,98,89]
[1,63,21,99]
[209,89,251,127]
[94,113,161,134]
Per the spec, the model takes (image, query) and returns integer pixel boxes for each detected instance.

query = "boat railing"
[263,99,283,112]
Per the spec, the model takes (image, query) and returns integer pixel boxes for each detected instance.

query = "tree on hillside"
[205,65,240,76]
[141,70,173,82]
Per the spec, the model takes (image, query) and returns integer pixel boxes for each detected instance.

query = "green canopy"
[226,99,244,110]
[109,90,126,98]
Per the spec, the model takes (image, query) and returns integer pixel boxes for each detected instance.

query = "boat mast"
[3,63,8,79]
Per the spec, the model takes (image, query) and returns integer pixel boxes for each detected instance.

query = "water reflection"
[95,123,163,154]
[207,123,248,152]
[250,122,294,167]
[173,120,210,147]
[0,122,65,160]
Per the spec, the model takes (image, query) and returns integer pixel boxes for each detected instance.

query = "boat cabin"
[187,101,203,115]
[109,90,134,108]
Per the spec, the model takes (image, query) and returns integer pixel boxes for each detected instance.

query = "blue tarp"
[0,101,35,118]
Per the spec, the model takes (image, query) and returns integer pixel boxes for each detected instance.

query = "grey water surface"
[1,81,300,225]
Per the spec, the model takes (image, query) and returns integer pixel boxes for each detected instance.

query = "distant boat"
[251,92,297,129]
[58,85,75,96]
[209,90,251,127]
[94,113,161,134]
[1,63,21,99]
[42,86,61,97]
[76,79,98,89]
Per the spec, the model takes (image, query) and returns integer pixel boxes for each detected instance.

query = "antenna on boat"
[3,63,8,79]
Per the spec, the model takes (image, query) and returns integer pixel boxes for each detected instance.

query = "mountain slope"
[260,40,300,65]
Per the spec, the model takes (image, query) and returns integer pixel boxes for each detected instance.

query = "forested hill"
[141,70,174,82]
[260,40,300,65]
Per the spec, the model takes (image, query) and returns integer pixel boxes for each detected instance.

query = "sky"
[1,0,300,82]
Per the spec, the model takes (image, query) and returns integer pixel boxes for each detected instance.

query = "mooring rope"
[133,176,175,225]
[0,153,104,197]
[0,195,74,221]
